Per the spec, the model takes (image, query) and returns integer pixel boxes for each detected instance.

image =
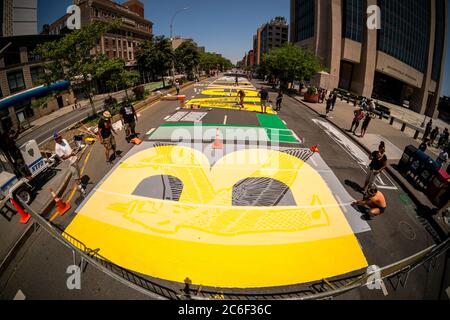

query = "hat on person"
[53,132,61,140]
[103,111,112,119]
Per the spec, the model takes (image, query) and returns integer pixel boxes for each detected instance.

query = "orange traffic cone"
[178,95,186,108]
[212,128,224,150]
[50,188,71,217]
[10,198,31,224]
[310,144,320,153]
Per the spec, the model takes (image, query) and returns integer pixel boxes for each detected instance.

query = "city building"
[247,50,255,66]
[1,0,38,36]
[253,17,289,66]
[46,0,153,66]
[0,35,74,131]
[290,0,448,118]
[171,37,197,50]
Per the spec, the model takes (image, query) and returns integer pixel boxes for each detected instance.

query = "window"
[432,0,445,81]
[343,0,363,42]
[295,0,315,41]
[129,52,132,60]
[7,70,26,93]
[378,0,430,72]
[4,51,21,66]
[30,67,44,85]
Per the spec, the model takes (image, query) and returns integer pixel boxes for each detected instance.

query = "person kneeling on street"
[353,185,387,219]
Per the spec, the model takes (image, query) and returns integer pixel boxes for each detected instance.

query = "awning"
[0,80,71,111]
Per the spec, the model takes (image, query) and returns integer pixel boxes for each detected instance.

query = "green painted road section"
[257,114,299,143]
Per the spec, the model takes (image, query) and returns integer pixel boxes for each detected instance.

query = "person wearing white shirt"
[54,132,85,196]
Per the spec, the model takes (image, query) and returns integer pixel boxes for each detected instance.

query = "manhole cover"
[399,221,416,240]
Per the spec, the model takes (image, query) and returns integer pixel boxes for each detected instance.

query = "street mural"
[66,143,368,288]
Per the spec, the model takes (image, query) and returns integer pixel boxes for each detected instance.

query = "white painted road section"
[313,119,398,190]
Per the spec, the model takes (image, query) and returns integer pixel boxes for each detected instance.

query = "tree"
[33,20,121,116]
[174,41,200,80]
[199,52,234,74]
[261,43,324,89]
[136,36,173,88]
[95,56,139,99]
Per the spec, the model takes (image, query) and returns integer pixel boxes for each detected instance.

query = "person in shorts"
[353,185,387,218]
[98,111,117,163]
[237,90,246,109]
[120,101,138,142]
[54,132,86,196]
[363,142,388,192]
[259,87,269,114]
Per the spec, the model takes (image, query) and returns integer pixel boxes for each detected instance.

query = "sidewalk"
[290,93,450,236]
[296,96,447,160]
[0,164,72,274]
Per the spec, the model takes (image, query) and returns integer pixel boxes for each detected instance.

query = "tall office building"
[253,17,289,66]
[290,0,448,117]
[1,0,37,36]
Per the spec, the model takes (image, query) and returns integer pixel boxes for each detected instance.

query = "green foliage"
[33,20,121,115]
[94,56,138,96]
[174,41,200,80]
[307,86,319,95]
[199,52,233,73]
[136,36,173,87]
[261,43,324,84]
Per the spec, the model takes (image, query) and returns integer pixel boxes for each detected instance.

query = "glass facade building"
[294,0,315,41]
[343,0,364,42]
[432,0,446,81]
[377,0,431,72]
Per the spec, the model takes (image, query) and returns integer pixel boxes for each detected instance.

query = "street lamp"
[170,7,190,85]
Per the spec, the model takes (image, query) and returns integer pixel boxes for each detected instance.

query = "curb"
[0,170,73,276]
[0,78,209,276]
[289,94,450,237]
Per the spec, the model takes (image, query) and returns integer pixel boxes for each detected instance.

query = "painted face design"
[66,145,367,288]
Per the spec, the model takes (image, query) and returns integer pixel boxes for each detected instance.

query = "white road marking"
[223,116,228,125]
[163,116,170,121]
[146,128,156,136]
[14,290,26,300]
[312,119,398,190]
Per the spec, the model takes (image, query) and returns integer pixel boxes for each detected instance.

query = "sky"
[37,0,450,97]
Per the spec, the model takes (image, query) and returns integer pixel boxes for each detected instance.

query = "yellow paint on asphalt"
[186,97,276,114]
[65,145,368,288]
[201,89,259,97]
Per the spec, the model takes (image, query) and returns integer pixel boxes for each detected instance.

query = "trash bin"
[417,156,440,189]
[409,150,428,180]
[398,145,417,174]
[427,169,450,206]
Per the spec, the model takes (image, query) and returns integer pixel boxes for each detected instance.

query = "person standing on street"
[349,107,365,135]
[330,91,338,111]
[363,142,388,192]
[436,149,449,168]
[175,80,180,96]
[98,111,117,163]
[120,100,138,143]
[275,90,283,111]
[360,112,376,138]
[429,127,440,147]
[54,132,86,196]
[259,87,269,114]
[423,120,433,141]
[325,96,333,118]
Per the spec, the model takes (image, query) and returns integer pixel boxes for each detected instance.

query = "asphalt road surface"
[0,77,446,300]
[17,91,128,146]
